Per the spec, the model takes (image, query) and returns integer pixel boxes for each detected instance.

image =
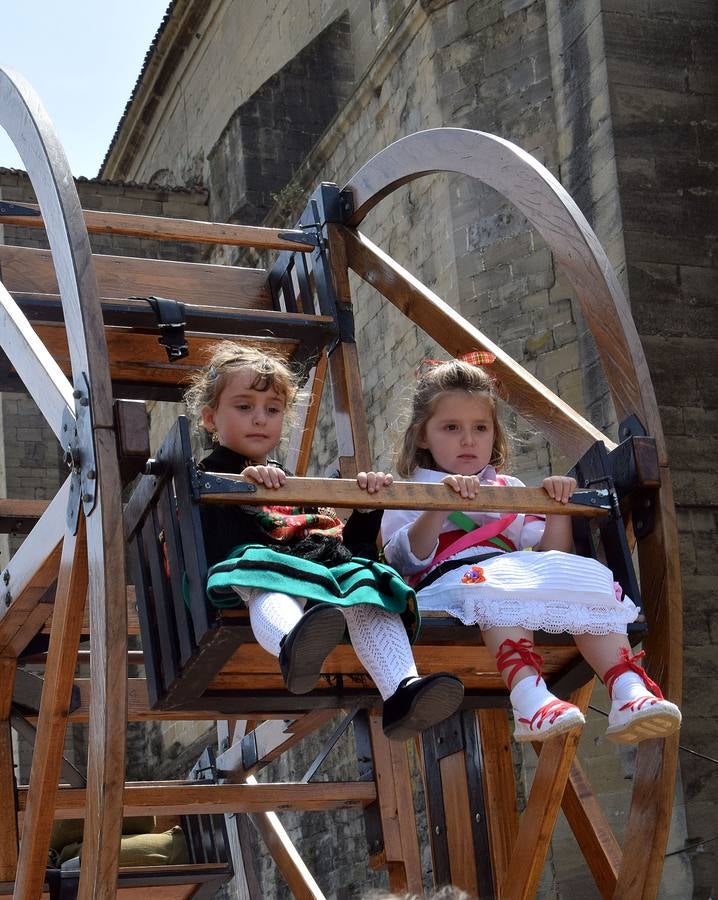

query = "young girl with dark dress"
[184,342,464,740]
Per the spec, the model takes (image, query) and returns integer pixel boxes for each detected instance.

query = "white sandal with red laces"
[498,638,585,743]
[604,648,681,744]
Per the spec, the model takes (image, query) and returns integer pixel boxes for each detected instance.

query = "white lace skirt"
[416,550,639,635]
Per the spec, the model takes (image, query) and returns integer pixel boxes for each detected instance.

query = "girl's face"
[201,367,286,462]
[418,391,495,475]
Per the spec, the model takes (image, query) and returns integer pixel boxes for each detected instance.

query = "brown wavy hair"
[396,359,509,477]
[184,342,299,442]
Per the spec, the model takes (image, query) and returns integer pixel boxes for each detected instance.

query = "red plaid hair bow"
[415,350,497,378]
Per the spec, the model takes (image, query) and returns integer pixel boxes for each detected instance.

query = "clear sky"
[0,1,171,178]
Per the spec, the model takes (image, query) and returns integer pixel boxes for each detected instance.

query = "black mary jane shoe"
[278,604,346,694]
[382,672,465,741]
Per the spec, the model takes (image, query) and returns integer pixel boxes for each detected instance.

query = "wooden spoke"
[343,227,611,461]
[0,478,69,657]
[0,66,127,900]
[13,517,87,900]
[343,127,663,458]
[0,280,74,440]
[284,353,328,476]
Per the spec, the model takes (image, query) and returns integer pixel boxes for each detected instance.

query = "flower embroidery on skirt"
[461,566,486,584]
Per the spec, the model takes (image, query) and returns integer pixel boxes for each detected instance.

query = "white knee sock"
[245,591,305,657]
[610,671,654,703]
[510,674,556,718]
[342,605,418,700]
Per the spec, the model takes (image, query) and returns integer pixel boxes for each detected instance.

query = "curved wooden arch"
[0,66,126,898]
[343,128,682,899]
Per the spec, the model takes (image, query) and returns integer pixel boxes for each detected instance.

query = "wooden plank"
[42,584,140,636]
[500,679,594,900]
[17,781,376,817]
[439,750,479,896]
[0,202,316,252]
[0,500,49,534]
[26,324,299,388]
[561,758,621,898]
[477,709,518,896]
[0,245,271,310]
[200,477,610,516]
[344,227,613,462]
[0,659,18,881]
[12,517,87,900]
[0,279,74,440]
[368,716,423,895]
[0,478,69,657]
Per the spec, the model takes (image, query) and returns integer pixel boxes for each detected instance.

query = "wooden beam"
[0,499,49,535]
[17,781,377,817]
[561,758,621,898]
[0,279,74,440]
[500,679,594,900]
[477,709,518,896]
[13,516,87,900]
[200,476,610,516]
[0,201,316,252]
[284,353,328,477]
[0,245,271,311]
[368,717,423,895]
[0,658,18,881]
[0,478,69,657]
[344,227,613,462]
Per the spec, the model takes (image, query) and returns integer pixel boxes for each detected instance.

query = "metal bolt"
[2,570,8,585]
[79,397,89,407]
[82,493,92,503]
[435,825,441,835]
[4,592,11,607]
[475,813,481,823]
[87,469,96,480]
[72,389,82,399]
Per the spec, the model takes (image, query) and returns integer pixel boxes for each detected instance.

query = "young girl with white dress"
[381,357,681,744]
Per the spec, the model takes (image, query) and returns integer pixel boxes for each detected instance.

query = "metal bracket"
[188,461,258,502]
[568,488,614,514]
[581,479,621,519]
[0,200,41,217]
[62,373,97,533]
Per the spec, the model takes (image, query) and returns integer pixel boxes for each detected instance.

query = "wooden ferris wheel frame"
[341,127,683,898]
[0,67,127,899]
[0,62,682,900]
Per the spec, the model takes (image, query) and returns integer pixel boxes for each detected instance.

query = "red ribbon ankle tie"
[603,648,664,700]
[496,638,544,690]
[520,698,576,731]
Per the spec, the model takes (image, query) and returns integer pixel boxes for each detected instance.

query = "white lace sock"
[342,604,418,700]
[245,591,306,657]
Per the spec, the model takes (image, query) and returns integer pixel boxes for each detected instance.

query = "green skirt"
[206,543,420,642]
